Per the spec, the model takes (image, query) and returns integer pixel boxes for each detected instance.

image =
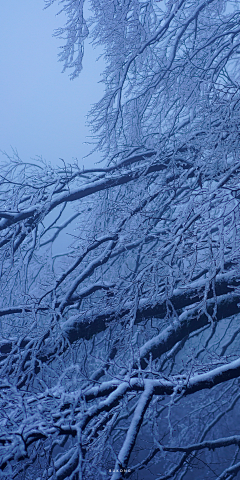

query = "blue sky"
[0,1,104,168]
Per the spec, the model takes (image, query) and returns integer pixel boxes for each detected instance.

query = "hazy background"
[0,0,104,168]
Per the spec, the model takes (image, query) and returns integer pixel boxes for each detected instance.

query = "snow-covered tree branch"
[1,1,240,478]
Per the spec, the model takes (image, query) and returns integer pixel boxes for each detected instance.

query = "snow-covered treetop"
[46,0,240,158]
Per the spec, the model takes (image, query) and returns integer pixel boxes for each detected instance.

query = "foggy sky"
[0,1,104,169]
